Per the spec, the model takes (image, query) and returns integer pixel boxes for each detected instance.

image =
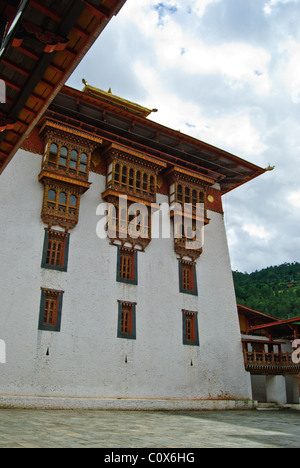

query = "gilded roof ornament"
[81,80,157,118]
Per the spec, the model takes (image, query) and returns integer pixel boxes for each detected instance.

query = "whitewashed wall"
[0,149,252,401]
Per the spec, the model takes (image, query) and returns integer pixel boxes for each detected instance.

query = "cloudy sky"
[67,0,300,273]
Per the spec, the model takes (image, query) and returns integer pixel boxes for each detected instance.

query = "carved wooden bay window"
[111,163,156,201]
[46,141,90,179]
[165,167,216,261]
[38,121,102,230]
[105,196,152,251]
[40,181,86,230]
[167,169,212,223]
[102,143,166,203]
[102,143,166,250]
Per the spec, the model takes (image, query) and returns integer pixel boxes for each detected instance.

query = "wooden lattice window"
[44,140,90,177]
[121,306,132,335]
[69,149,78,170]
[182,263,193,290]
[49,143,58,164]
[117,248,138,285]
[58,192,67,214]
[44,187,80,222]
[59,146,68,168]
[170,183,205,209]
[39,289,64,332]
[44,295,58,327]
[109,161,157,201]
[117,301,136,340]
[47,236,64,266]
[182,310,199,346]
[179,260,198,296]
[41,229,70,272]
[114,163,120,183]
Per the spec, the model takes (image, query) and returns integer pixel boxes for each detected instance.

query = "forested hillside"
[233,262,300,320]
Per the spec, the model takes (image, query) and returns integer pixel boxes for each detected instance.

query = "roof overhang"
[43,84,266,194]
[246,316,300,333]
[0,0,127,174]
[237,303,279,323]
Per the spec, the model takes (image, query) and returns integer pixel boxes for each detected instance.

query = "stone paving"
[0,409,299,448]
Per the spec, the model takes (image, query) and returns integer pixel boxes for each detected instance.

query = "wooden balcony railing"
[243,349,300,375]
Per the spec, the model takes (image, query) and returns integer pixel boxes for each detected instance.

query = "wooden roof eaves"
[246,316,300,334]
[237,303,279,322]
[61,84,265,193]
[0,0,127,175]
[44,108,223,183]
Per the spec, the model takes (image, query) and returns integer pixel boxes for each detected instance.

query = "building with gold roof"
[0,0,293,410]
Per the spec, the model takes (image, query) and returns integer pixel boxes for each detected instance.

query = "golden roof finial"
[81,81,155,118]
[265,164,275,171]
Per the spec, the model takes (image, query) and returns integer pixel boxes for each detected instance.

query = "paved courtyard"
[0,409,299,448]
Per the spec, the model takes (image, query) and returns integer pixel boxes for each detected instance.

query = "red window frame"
[119,248,135,281]
[181,261,195,292]
[118,301,137,340]
[43,293,59,327]
[182,310,199,346]
[42,229,70,272]
[39,288,64,332]
[121,304,133,335]
[46,233,66,268]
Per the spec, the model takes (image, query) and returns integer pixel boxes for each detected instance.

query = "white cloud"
[193,0,221,17]
[282,41,300,103]
[264,0,300,15]
[242,224,273,242]
[288,190,300,208]
[180,41,271,95]
[122,0,271,96]
[134,62,267,157]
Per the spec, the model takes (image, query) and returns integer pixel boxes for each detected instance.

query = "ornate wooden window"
[102,144,167,251]
[39,121,102,231]
[80,153,88,173]
[105,198,151,251]
[39,288,64,332]
[182,310,199,346]
[43,140,91,178]
[59,146,68,168]
[49,143,58,164]
[174,219,203,261]
[69,149,78,170]
[165,167,214,261]
[114,163,120,183]
[117,247,138,285]
[41,184,82,230]
[117,301,137,340]
[41,229,70,272]
[170,182,206,213]
[179,260,198,296]
[102,143,167,205]
[108,161,157,202]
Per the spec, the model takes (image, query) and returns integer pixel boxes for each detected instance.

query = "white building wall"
[0,149,252,401]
